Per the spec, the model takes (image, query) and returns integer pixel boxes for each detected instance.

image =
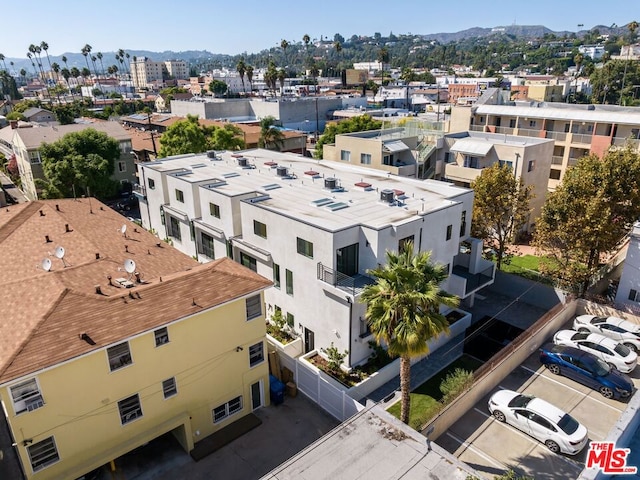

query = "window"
[360,153,372,164]
[10,378,44,414]
[199,232,215,258]
[175,189,184,203]
[245,294,262,320]
[383,155,391,166]
[498,160,513,169]
[446,225,453,241]
[398,235,414,253]
[509,119,516,128]
[529,120,537,128]
[154,327,169,346]
[359,316,371,337]
[340,150,351,161]
[286,269,293,296]
[249,342,264,367]
[118,161,127,173]
[296,238,314,258]
[254,220,267,238]
[168,216,181,241]
[148,178,155,189]
[463,156,480,168]
[629,289,638,302]
[118,394,142,424]
[460,211,467,237]
[240,252,257,272]
[210,203,220,218]
[29,151,41,164]
[528,160,535,172]
[444,152,451,163]
[273,264,281,288]
[212,396,243,423]
[27,437,59,472]
[107,342,132,371]
[286,312,294,328]
[162,378,177,398]
[549,169,561,180]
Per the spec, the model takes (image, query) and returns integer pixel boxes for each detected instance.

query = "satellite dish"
[121,224,127,235]
[124,259,136,274]
[54,246,65,259]
[41,258,52,272]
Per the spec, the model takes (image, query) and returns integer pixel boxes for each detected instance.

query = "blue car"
[539,343,634,400]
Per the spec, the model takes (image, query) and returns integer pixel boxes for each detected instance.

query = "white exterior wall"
[615,222,640,310]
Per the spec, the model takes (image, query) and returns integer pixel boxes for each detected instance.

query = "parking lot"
[437,345,640,479]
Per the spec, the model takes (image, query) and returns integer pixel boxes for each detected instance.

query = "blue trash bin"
[269,374,285,405]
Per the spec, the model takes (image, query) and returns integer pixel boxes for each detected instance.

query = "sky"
[0,0,636,59]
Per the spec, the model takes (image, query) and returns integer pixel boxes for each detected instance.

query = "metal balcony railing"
[317,262,375,296]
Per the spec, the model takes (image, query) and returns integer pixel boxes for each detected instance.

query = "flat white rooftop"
[144,149,471,232]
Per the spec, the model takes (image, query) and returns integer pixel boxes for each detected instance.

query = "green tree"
[38,128,120,200]
[258,116,285,150]
[314,114,382,159]
[534,147,640,293]
[158,114,212,157]
[210,124,245,151]
[209,79,228,96]
[361,242,458,424]
[471,164,534,270]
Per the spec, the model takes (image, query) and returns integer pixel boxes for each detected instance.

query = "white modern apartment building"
[615,221,640,313]
[135,149,495,367]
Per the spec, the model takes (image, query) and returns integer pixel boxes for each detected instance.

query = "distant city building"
[130,58,189,89]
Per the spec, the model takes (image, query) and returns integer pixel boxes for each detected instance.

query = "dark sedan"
[539,343,634,400]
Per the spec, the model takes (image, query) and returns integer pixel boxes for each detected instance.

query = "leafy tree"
[38,128,120,200]
[314,115,382,159]
[211,124,245,151]
[533,147,640,293]
[471,164,533,270]
[361,242,458,424]
[258,116,284,150]
[158,114,212,157]
[209,79,228,96]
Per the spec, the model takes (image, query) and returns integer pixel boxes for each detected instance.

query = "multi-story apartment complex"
[321,125,441,179]
[0,198,271,480]
[135,149,495,368]
[130,57,189,89]
[439,131,554,231]
[0,121,136,200]
[449,90,640,190]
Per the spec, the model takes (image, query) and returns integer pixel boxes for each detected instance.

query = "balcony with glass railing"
[546,131,567,141]
[551,156,564,165]
[571,133,593,145]
[132,183,146,200]
[516,128,543,138]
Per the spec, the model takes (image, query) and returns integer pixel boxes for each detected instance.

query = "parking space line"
[519,365,624,412]
[444,431,508,470]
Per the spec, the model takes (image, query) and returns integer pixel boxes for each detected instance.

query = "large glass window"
[240,252,257,271]
[199,232,215,258]
[340,150,351,161]
[254,220,267,238]
[360,153,372,164]
[168,216,182,241]
[286,269,293,295]
[210,203,220,218]
[296,238,314,258]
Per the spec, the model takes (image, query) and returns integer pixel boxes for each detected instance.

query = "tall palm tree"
[70,67,82,98]
[246,65,254,94]
[280,39,289,65]
[60,67,74,100]
[26,52,38,78]
[361,242,459,425]
[236,58,246,94]
[277,68,286,95]
[96,52,105,77]
[302,34,311,54]
[81,44,93,82]
[572,53,584,103]
[378,47,390,87]
[50,62,62,103]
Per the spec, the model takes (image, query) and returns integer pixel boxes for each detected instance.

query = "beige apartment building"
[439,131,554,231]
[450,90,640,190]
[130,58,189,89]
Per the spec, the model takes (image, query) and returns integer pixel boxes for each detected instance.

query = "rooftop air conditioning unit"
[276,166,288,177]
[237,157,248,167]
[207,150,216,158]
[380,189,395,204]
[324,177,337,190]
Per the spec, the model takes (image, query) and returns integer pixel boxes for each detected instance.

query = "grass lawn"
[387,355,483,430]
[500,254,556,285]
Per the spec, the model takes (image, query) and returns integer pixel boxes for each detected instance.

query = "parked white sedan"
[553,330,638,373]
[488,389,588,455]
[573,315,640,352]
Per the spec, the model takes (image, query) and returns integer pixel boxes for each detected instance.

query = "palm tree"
[0,53,7,72]
[280,39,289,65]
[246,65,254,94]
[303,34,311,57]
[26,52,38,78]
[572,53,584,103]
[50,62,62,103]
[96,52,105,77]
[236,58,246,94]
[277,68,286,95]
[333,41,343,86]
[621,21,639,105]
[361,242,459,425]
[378,47,390,87]
[70,67,82,98]
[81,44,93,81]
[259,116,285,150]
[60,67,74,100]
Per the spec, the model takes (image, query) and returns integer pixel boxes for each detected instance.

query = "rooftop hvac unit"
[207,150,216,158]
[276,166,288,177]
[324,177,337,190]
[380,189,395,204]
[237,157,248,167]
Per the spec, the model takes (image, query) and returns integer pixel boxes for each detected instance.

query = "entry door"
[336,243,359,277]
[304,328,315,353]
[251,380,263,410]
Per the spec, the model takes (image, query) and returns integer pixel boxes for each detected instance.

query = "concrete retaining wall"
[487,270,566,310]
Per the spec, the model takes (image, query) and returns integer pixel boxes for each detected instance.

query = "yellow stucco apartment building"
[0,199,271,479]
